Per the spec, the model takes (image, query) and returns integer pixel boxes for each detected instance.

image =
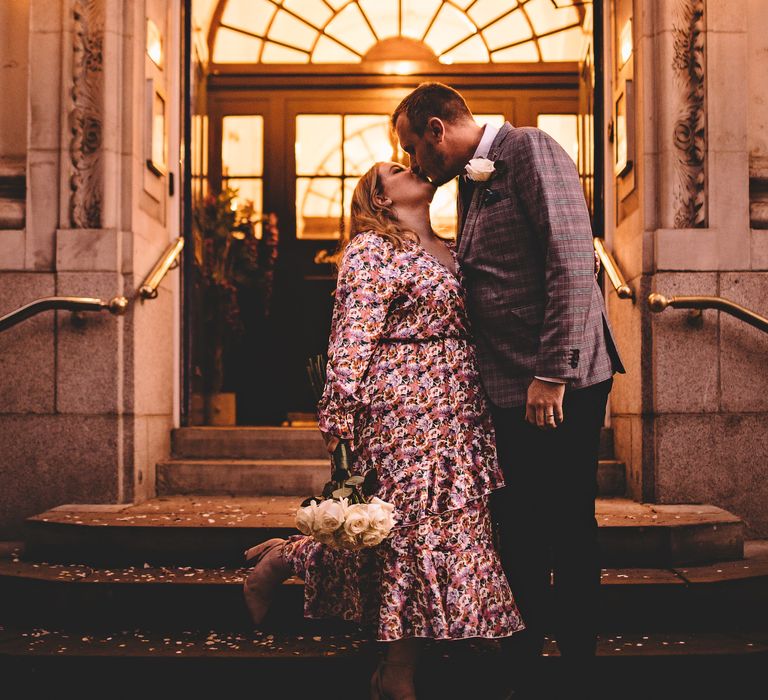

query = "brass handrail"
[139,236,184,299]
[0,236,182,334]
[593,237,633,300]
[0,295,128,333]
[648,293,768,333]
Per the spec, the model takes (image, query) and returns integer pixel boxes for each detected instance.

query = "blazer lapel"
[458,122,514,258]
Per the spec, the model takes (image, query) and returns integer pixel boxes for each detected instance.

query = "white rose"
[295,501,317,535]
[369,496,395,515]
[337,530,361,550]
[364,500,395,545]
[465,157,496,182]
[369,498,396,532]
[313,498,346,536]
[362,528,385,547]
[343,504,371,536]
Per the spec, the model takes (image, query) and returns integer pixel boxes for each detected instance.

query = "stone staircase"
[1,427,766,699]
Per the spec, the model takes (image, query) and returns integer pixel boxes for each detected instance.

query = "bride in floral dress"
[243,161,524,699]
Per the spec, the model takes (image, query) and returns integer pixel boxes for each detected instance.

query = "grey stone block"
[0,414,122,538]
[0,272,55,413]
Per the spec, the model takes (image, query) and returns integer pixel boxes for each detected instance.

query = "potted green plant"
[191,186,279,425]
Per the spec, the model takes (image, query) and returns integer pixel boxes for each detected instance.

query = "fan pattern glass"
[211,0,588,65]
[295,113,506,240]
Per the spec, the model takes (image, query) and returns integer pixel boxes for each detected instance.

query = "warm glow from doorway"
[381,60,419,75]
[147,19,163,68]
[620,19,633,66]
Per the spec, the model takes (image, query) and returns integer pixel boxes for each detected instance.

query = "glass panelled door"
[206,90,580,424]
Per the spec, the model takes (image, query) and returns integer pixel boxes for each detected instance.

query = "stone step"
[2,543,768,632]
[156,459,330,497]
[0,625,764,699]
[172,427,328,460]
[172,426,617,460]
[24,497,744,569]
[157,458,627,498]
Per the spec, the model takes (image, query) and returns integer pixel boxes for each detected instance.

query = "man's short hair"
[392,82,473,135]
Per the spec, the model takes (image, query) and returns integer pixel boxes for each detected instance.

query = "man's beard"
[422,145,455,187]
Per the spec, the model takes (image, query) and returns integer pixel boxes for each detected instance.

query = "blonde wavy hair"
[343,162,420,253]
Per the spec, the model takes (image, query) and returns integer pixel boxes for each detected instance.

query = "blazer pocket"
[484,300,543,350]
[505,300,544,325]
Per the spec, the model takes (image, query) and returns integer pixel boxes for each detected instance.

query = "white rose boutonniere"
[465,157,496,182]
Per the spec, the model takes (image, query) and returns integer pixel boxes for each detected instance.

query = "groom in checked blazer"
[393,83,624,696]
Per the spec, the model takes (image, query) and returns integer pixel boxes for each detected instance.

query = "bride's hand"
[320,430,340,454]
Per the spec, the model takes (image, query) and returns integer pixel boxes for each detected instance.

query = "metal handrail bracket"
[1,236,182,334]
[593,237,634,300]
[648,293,768,334]
[139,236,184,299]
[0,295,128,333]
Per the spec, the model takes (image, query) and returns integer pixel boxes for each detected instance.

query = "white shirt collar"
[472,123,500,160]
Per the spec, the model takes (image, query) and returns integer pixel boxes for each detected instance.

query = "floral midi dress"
[282,231,524,642]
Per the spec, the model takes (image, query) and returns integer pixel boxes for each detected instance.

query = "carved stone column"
[69,0,104,229]
[671,0,707,228]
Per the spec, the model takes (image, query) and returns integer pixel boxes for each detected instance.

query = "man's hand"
[525,378,565,430]
[320,430,340,454]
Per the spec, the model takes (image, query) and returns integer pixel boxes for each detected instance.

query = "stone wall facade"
[606,0,768,535]
[0,0,179,538]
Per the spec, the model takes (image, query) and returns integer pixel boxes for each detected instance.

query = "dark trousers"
[490,379,612,693]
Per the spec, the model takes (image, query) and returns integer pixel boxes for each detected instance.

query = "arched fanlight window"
[209,0,589,65]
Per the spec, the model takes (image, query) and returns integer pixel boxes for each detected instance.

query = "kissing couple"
[244,82,625,699]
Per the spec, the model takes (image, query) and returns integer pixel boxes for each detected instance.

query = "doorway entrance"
[184,0,597,426]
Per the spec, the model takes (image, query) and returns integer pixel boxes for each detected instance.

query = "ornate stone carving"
[69,0,104,228]
[671,0,707,228]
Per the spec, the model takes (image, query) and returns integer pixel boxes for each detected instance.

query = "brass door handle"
[314,249,341,266]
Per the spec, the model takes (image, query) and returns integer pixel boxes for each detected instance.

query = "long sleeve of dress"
[317,233,401,448]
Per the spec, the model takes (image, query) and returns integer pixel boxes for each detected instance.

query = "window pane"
[483,9,532,50]
[402,0,441,40]
[492,41,539,62]
[325,3,376,56]
[537,114,578,164]
[538,26,585,62]
[425,4,475,56]
[269,9,318,52]
[343,115,394,175]
[262,42,308,63]
[221,0,275,36]
[360,0,398,39]
[430,177,458,240]
[440,35,488,64]
[283,0,332,28]
[222,115,263,177]
[475,114,506,129]
[296,115,342,175]
[525,0,578,35]
[468,0,518,28]
[212,27,262,63]
[344,176,360,225]
[296,177,343,239]
[312,35,361,63]
[224,177,263,238]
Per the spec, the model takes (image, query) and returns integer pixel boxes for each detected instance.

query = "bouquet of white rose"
[296,493,396,551]
[302,355,396,550]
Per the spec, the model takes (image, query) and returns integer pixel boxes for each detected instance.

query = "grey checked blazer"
[458,123,625,408]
